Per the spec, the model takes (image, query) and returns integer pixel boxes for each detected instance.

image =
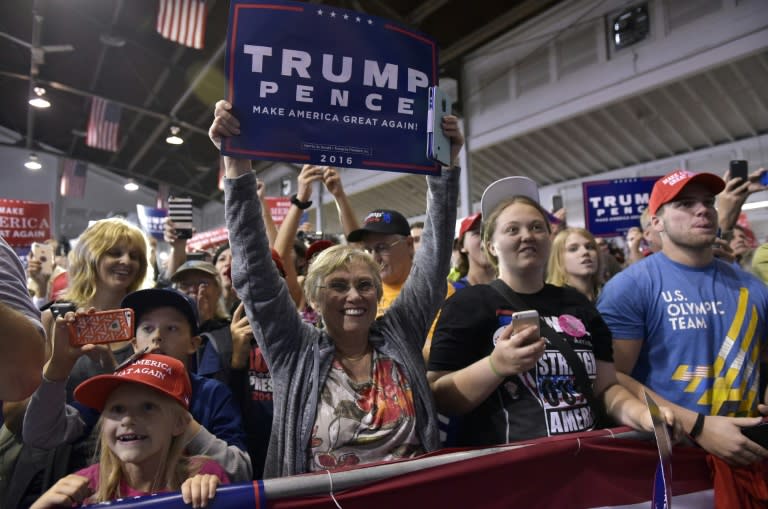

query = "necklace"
[337,344,371,362]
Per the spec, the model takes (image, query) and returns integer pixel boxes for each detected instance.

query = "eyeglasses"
[175,279,215,292]
[319,279,377,296]
[363,238,405,256]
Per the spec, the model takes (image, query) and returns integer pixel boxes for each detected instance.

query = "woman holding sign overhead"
[209,100,463,477]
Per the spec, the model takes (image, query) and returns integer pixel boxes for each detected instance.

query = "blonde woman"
[45,218,150,395]
[547,227,603,302]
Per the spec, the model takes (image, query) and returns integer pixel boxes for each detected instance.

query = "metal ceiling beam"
[407,0,450,24]
[440,1,557,66]
[678,80,734,143]
[540,127,601,174]
[581,113,639,166]
[728,61,768,116]
[131,40,226,175]
[658,86,715,147]
[619,102,675,157]
[596,108,656,161]
[636,95,694,153]
[0,70,209,136]
[704,72,758,137]
[25,0,43,151]
[559,120,622,169]
[515,134,579,180]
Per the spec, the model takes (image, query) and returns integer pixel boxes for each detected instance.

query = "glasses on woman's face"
[362,238,404,256]
[175,279,215,292]
[319,279,377,296]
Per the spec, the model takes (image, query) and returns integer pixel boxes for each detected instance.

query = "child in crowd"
[23,288,252,481]
[30,353,227,508]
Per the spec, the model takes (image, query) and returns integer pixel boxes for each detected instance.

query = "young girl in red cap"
[30,353,229,508]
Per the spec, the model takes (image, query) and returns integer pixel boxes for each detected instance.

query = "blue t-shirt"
[597,253,768,417]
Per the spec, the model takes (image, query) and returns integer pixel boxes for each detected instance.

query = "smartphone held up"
[168,196,194,240]
[68,308,135,346]
[729,160,748,182]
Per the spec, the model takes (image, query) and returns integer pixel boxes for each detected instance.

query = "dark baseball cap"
[347,209,411,242]
[121,288,199,335]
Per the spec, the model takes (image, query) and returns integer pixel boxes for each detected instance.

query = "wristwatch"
[290,194,313,210]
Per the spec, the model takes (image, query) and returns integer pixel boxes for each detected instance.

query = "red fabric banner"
[0,199,52,247]
[265,196,291,227]
[186,226,229,252]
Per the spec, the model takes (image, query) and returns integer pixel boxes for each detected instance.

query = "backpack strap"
[489,279,606,427]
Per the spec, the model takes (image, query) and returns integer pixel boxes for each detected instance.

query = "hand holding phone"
[68,308,134,346]
[426,86,454,166]
[31,242,55,277]
[168,196,193,240]
[742,422,768,448]
[511,310,540,344]
[729,160,748,182]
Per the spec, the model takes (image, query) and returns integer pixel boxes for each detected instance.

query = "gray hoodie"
[225,168,459,478]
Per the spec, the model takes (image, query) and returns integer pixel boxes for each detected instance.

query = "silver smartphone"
[512,310,540,344]
[426,86,453,166]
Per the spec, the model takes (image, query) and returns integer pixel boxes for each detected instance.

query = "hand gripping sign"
[223,0,440,175]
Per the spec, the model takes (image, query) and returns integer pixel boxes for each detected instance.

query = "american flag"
[156,0,207,49]
[60,159,88,198]
[86,98,121,152]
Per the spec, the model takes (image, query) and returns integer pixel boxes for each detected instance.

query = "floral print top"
[308,349,424,470]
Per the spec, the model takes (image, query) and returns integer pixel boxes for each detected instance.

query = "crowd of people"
[1,98,768,507]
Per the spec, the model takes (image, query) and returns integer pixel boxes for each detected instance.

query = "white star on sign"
[355,16,361,22]
[317,9,323,15]
[343,13,349,20]
[367,19,373,25]
[330,11,336,17]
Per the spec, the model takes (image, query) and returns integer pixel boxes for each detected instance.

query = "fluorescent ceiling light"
[29,87,51,109]
[24,154,42,170]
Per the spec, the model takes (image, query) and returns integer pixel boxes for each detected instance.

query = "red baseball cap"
[305,240,335,263]
[647,170,725,215]
[74,353,192,411]
[458,213,481,240]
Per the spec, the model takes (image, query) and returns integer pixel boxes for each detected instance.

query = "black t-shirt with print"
[429,282,613,447]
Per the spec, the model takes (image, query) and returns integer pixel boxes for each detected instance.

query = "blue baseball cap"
[121,288,199,335]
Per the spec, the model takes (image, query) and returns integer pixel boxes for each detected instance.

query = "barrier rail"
[84,427,715,508]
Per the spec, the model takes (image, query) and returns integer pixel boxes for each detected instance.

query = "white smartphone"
[512,310,540,344]
[31,242,54,277]
[426,86,453,166]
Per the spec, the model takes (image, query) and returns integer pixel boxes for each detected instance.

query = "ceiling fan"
[0,10,74,76]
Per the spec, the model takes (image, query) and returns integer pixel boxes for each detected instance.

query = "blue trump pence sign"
[582,177,658,236]
[223,0,439,174]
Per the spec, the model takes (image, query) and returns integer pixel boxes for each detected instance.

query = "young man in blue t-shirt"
[598,169,768,466]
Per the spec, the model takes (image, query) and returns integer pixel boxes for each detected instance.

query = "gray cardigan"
[225,168,459,478]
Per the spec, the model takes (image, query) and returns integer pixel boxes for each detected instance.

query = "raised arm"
[387,115,463,344]
[210,100,312,369]
[162,217,189,280]
[322,166,360,237]
[274,165,325,306]
[257,178,279,247]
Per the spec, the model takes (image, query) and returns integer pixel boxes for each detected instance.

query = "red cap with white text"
[74,353,192,411]
[647,169,725,215]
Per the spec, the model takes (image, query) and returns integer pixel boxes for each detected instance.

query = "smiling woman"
[43,218,151,396]
[211,99,463,477]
